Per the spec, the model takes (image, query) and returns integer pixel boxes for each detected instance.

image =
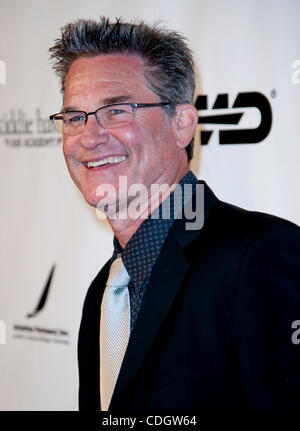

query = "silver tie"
[100,254,130,411]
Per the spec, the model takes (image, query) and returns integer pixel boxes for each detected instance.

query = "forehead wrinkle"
[63,54,156,109]
[63,95,132,112]
[64,73,138,99]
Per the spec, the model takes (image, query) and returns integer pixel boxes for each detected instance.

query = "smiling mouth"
[85,155,127,169]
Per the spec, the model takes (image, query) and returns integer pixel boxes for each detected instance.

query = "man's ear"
[174,103,198,149]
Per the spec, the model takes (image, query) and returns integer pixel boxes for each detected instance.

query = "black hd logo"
[196,92,272,145]
[27,264,56,318]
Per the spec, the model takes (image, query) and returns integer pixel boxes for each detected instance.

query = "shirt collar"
[112,170,199,288]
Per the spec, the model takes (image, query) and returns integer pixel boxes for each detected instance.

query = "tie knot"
[106,255,130,288]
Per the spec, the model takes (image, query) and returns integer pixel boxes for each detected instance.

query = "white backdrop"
[0,0,299,411]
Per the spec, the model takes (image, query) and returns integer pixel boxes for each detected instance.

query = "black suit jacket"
[78,181,300,411]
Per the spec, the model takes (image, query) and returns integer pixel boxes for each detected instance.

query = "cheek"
[111,126,144,154]
[62,137,77,158]
[116,123,167,168]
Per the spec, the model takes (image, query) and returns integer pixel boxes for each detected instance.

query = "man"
[49,17,300,411]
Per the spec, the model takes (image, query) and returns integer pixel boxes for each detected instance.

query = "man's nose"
[80,114,109,149]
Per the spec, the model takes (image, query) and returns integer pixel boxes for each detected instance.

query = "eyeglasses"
[49,102,170,136]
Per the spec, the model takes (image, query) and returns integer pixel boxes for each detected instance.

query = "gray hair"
[49,17,196,159]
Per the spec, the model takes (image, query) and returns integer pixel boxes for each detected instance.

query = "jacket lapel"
[109,181,219,409]
[110,229,190,408]
[78,259,111,411]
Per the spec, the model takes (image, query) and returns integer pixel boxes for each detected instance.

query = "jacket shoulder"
[182,198,300,269]
[205,199,299,239]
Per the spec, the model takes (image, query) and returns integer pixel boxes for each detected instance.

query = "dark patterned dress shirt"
[111,170,199,331]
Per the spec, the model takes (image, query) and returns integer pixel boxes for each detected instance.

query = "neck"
[107,166,189,248]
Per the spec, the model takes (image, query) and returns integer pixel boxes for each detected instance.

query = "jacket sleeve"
[232,221,300,411]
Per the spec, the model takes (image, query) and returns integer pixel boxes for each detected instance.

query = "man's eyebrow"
[62,106,80,112]
[62,95,132,112]
[102,95,132,105]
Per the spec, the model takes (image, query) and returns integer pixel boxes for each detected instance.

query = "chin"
[78,185,100,208]
[83,193,99,208]
[83,187,116,212]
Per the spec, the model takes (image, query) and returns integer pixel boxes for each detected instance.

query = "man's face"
[63,54,187,209]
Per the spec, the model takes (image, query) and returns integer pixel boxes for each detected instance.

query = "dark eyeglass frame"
[49,102,170,132]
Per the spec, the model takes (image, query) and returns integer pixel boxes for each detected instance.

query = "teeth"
[87,156,126,168]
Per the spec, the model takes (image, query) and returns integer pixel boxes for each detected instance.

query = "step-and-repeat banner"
[0,0,299,410]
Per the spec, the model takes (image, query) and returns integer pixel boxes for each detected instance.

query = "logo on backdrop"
[12,264,70,345]
[27,264,56,318]
[0,108,62,148]
[196,91,272,145]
